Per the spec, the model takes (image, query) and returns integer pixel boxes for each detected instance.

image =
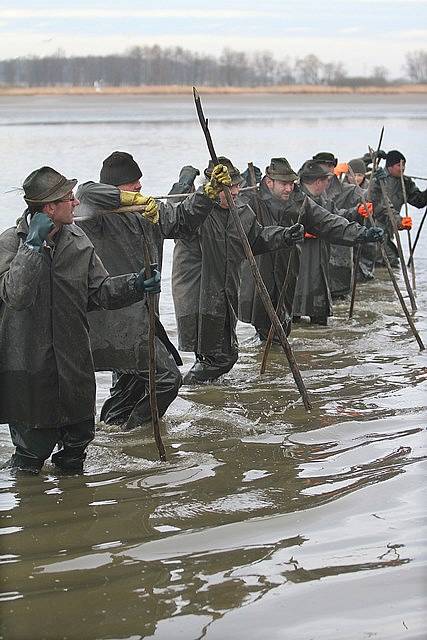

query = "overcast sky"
[1,0,426,77]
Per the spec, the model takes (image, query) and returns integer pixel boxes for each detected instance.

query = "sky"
[0,0,427,77]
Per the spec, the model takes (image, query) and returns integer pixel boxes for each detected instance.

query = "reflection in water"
[0,95,426,639]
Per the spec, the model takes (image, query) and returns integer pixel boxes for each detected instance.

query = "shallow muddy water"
[0,94,426,639]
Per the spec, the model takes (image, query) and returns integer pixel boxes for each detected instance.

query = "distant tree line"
[0,45,426,87]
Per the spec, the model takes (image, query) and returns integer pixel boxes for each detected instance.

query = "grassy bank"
[1,84,427,96]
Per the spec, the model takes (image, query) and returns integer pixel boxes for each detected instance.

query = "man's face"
[309,177,330,196]
[118,179,142,192]
[266,177,295,200]
[219,183,240,208]
[388,162,404,178]
[45,191,79,227]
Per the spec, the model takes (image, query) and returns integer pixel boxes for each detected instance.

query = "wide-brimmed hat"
[204,156,244,186]
[265,157,298,182]
[348,158,367,175]
[100,151,142,186]
[299,160,333,181]
[23,167,77,203]
[312,152,338,167]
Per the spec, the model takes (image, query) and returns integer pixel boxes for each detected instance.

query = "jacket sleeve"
[158,190,214,239]
[0,231,45,310]
[405,178,427,209]
[86,249,145,311]
[75,181,122,219]
[304,197,366,245]
[246,214,294,256]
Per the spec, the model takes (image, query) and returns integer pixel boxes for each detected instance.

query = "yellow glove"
[203,164,232,200]
[119,191,159,224]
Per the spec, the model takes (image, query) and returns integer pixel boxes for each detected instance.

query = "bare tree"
[405,49,427,83]
[294,54,322,84]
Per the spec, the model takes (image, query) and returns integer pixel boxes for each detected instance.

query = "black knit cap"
[312,152,338,167]
[385,149,406,167]
[100,151,142,186]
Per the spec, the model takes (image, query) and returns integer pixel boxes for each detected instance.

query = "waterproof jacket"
[0,216,144,429]
[324,176,363,296]
[239,181,366,328]
[369,173,427,237]
[172,198,295,355]
[75,182,214,371]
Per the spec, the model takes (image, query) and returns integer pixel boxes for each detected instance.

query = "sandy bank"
[1,84,427,96]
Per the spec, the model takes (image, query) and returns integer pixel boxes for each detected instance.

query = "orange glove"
[357,202,373,218]
[304,232,317,239]
[334,162,349,176]
[400,216,412,230]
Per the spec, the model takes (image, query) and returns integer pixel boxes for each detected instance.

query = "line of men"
[1,148,425,474]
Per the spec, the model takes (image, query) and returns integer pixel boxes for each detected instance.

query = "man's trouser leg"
[101,338,182,430]
[51,419,95,472]
[183,351,238,384]
[8,424,59,473]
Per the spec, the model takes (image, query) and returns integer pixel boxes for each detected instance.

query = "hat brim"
[266,169,298,182]
[24,178,77,203]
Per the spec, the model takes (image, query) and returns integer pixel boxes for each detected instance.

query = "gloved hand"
[357,226,384,243]
[120,191,159,224]
[357,202,373,218]
[400,216,412,230]
[241,165,262,186]
[377,149,387,160]
[283,223,305,247]
[25,212,55,252]
[334,162,349,176]
[203,164,232,200]
[134,263,161,294]
[179,165,200,189]
[373,167,388,183]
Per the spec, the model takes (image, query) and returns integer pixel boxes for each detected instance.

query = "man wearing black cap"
[370,150,427,267]
[172,156,310,384]
[292,160,383,325]
[0,166,161,473]
[238,157,380,336]
[76,152,227,430]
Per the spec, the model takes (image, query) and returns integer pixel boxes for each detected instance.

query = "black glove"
[179,165,200,187]
[357,226,384,244]
[241,165,262,186]
[377,149,387,160]
[135,263,161,294]
[25,212,55,252]
[373,167,388,183]
[283,223,305,247]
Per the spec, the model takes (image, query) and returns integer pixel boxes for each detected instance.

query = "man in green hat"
[239,157,381,336]
[76,152,227,430]
[172,156,305,384]
[0,166,161,473]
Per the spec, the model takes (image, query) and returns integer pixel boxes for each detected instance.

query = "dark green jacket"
[76,182,214,370]
[0,215,144,429]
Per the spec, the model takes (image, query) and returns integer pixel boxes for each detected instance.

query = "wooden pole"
[399,159,416,290]
[142,239,167,462]
[260,197,307,375]
[348,128,383,319]
[407,207,427,268]
[193,87,311,411]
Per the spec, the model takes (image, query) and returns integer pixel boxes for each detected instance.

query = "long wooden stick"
[400,160,416,290]
[142,240,166,461]
[407,207,427,267]
[260,197,307,375]
[348,128,383,319]
[193,87,311,411]
[406,175,427,181]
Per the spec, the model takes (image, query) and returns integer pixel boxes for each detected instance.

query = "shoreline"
[1,84,427,96]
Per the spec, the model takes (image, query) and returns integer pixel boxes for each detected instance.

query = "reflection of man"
[239,157,381,336]
[371,150,427,266]
[173,156,304,384]
[293,161,382,326]
[76,152,219,430]
[0,167,159,473]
